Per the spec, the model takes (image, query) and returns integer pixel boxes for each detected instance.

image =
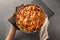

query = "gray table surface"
[0,0,60,40]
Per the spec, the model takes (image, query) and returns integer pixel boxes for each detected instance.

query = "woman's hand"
[5,25,16,40]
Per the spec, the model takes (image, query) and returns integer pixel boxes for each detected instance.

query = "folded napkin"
[39,17,49,40]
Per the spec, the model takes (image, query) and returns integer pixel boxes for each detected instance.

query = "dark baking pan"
[8,0,55,30]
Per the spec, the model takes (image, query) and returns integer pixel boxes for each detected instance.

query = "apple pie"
[16,4,45,32]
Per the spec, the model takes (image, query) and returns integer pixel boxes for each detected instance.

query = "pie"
[16,4,45,32]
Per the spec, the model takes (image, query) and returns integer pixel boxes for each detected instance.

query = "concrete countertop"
[0,0,60,40]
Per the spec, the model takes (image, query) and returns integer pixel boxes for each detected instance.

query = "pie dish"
[16,4,45,32]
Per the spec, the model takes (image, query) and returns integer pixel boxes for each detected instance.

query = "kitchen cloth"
[39,16,49,40]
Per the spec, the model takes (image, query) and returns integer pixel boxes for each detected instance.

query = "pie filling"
[16,4,45,32]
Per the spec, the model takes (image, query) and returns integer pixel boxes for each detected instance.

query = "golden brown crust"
[16,4,45,32]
